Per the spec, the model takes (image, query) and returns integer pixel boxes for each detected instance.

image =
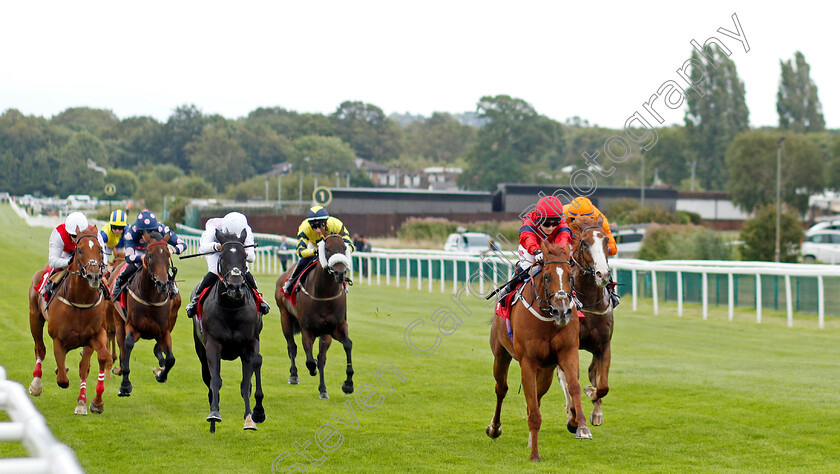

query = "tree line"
[0,49,836,219]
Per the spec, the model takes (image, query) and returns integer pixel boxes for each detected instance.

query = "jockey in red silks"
[497,196,572,301]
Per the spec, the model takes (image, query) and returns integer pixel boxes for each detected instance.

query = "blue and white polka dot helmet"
[134,210,159,231]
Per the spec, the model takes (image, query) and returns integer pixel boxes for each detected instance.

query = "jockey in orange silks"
[563,196,621,307]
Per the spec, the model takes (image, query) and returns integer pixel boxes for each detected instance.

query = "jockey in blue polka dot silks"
[111,210,187,302]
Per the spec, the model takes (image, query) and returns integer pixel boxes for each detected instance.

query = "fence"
[0,366,84,473]
[177,236,838,329]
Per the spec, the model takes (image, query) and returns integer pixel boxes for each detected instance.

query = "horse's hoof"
[305,360,317,375]
[207,411,222,423]
[118,383,132,397]
[90,402,104,414]
[584,385,597,401]
[530,454,541,462]
[252,407,266,424]
[319,392,329,400]
[288,376,299,385]
[153,367,168,383]
[57,380,69,389]
[576,426,593,439]
[112,367,121,376]
[591,412,603,426]
[567,422,576,434]
[341,382,354,394]
[485,425,502,439]
[74,401,88,415]
[243,414,257,431]
[29,378,43,397]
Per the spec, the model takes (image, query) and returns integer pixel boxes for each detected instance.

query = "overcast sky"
[1,1,836,130]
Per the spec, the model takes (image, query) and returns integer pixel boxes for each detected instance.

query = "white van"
[444,232,494,253]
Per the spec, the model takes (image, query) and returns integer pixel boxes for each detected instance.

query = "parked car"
[805,219,840,236]
[800,230,840,263]
[444,232,494,253]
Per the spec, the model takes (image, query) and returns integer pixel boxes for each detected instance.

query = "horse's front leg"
[251,339,265,424]
[334,322,354,394]
[29,301,47,396]
[300,330,318,377]
[240,349,257,430]
[585,346,611,426]
[153,332,176,383]
[53,341,70,389]
[206,338,223,433]
[316,336,332,399]
[89,329,109,414]
[558,349,592,440]
[520,358,543,462]
[76,346,92,415]
[118,325,135,397]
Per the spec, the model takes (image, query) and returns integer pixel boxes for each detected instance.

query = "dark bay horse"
[103,249,125,377]
[193,229,265,433]
[274,233,354,399]
[112,231,181,397]
[487,241,591,462]
[561,215,615,426]
[28,225,110,415]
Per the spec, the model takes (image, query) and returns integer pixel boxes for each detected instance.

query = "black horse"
[192,229,265,433]
[275,233,354,399]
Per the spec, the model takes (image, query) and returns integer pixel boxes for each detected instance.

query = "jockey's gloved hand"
[534,250,544,263]
[214,243,221,252]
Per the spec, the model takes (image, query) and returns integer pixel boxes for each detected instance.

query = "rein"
[68,234,105,280]
[517,258,576,322]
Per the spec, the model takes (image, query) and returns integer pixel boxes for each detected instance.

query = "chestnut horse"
[193,229,265,433]
[559,215,615,426]
[487,241,591,462]
[274,233,354,399]
[111,231,181,397]
[28,225,110,415]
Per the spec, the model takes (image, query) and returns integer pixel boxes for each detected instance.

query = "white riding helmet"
[222,212,248,236]
[65,212,89,235]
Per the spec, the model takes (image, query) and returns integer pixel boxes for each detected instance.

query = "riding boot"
[497,268,528,304]
[244,271,270,315]
[608,281,621,308]
[186,272,217,318]
[283,256,314,295]
[112,263,139,303]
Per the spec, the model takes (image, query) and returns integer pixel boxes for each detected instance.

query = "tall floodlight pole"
[775,136,785,263]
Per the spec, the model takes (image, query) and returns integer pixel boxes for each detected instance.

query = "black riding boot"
[283,256,314,294]
[609,281,621,308]
[186,272,217,318]
[497,268,529,304]
[244,271,270,315]
[112,263,140,302]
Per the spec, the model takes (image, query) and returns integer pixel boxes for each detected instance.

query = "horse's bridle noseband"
[217,241,246,286]
[533,259,578,316]
[143,240,177,291]
[572,225,609,277]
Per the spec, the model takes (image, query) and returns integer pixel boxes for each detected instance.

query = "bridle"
[522,258,580,323]
[217,240,246,292]
[142,240,177,293]
[571,225,607,277]
[68,233,105,281]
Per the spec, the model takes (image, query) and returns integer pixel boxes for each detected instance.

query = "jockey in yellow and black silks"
[281,206,354,294]
[99,209,127,263]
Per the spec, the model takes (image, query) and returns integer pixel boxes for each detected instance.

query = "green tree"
[0,109,68,194]
[685,46,750,190]
[645,126,691,188]
[104,168,139,200]
[740,204,802,262]
[163,104,208,171]
[331,101,402,162]
[288,135,356,176]
[828,136,840,191]
[458,95,564,191]
[186,126,250,192]
[777,51,825,133]
[51,107,119,138]
[112,116,167,169]
[55,131,108,197]
[236,122,291,175]
[726,131,822,214]
[403,112,476,163]
[175,176,215,198]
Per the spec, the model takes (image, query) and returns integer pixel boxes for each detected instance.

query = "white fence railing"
[0,366,84,473]
[176,235,837,329]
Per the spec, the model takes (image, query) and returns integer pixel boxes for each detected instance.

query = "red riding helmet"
[535,196,563,219]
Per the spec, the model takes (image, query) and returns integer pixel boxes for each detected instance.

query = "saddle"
[194,282,262,325]
[282,260,319,306]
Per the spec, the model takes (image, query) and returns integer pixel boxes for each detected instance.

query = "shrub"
[638,224,733,260]
[739,204,802,262]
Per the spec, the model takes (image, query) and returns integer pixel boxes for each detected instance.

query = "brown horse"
[28,225,110,415]
[560,215,615,426]
[111,231,181,397]
[274,233,354,399]
[487,240,591,462]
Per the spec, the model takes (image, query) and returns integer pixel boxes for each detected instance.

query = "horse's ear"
[596,214,605,227]
[239,229,247,243]
[142,230,151,244]
[215,228,225,243]
[163,232,171,243]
